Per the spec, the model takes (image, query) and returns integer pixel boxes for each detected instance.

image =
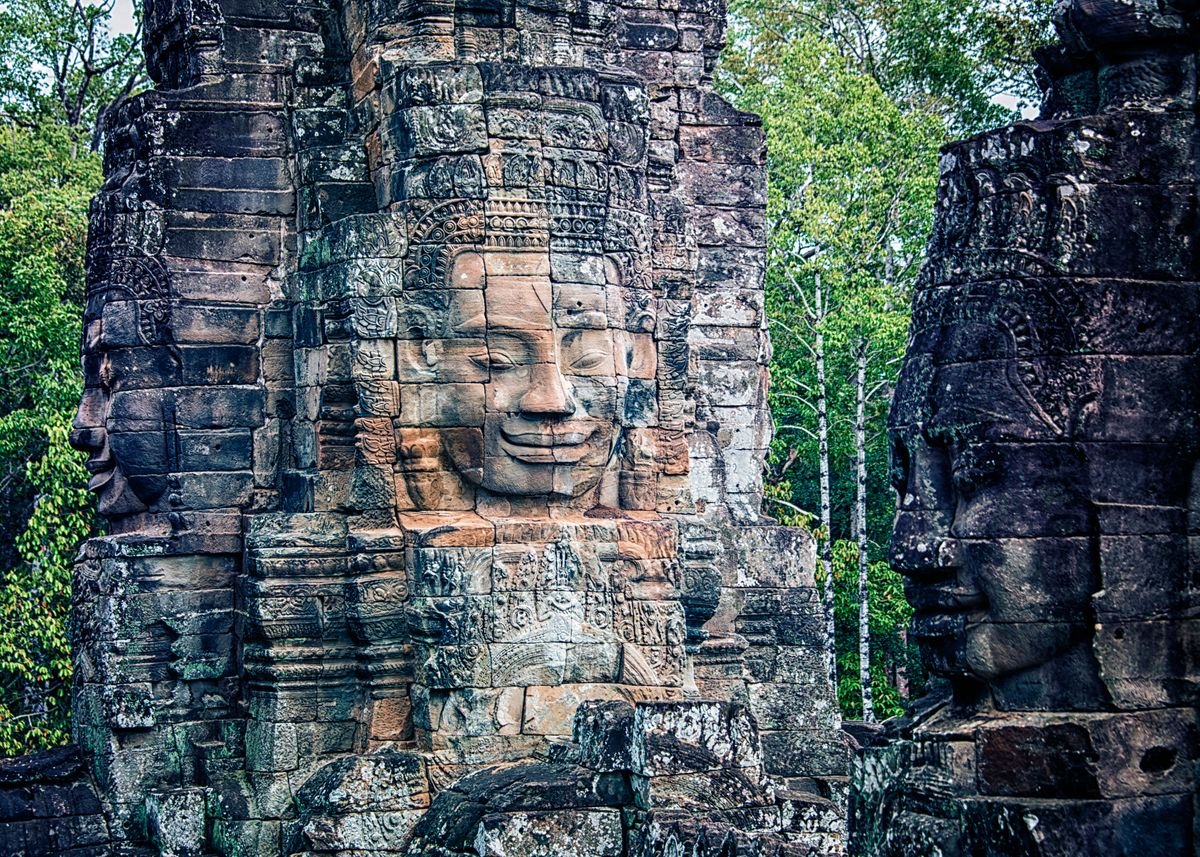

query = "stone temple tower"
[45,0,849,854]
[852,1,1199,854]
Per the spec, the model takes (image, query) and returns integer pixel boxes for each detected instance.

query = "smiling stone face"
[368,65,659,512]
[887,274,1200,711]
[430,249,621,498]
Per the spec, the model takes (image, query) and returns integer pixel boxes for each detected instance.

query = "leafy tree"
[722,0,1055,136]
[0,0,146,145]
[725,30,940,717]
[831,540,920,719]
[0,0,142,753]
[0,122,100,752]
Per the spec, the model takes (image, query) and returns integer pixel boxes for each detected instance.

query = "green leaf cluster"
[725,30,940,716]
[827,541,921,719]
[0,0,145,134]
[0,121,100,754]
[721,0,1054,136]
[0,0,141,754]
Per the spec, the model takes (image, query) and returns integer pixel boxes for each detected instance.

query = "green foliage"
[0,0,141,756]
[0,419,92,751]
[737,29,940,566]
[0,122,100,754]
[0,0,145,133]
[763,479,818,530]
[827,541,920,719]
[720,0,1051,721]
[723,31,941,719]
[721,0,1055,136]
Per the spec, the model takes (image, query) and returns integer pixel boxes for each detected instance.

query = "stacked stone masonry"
[8,0,1193,853]
[5,0,850,854]
[851,1,1199,855]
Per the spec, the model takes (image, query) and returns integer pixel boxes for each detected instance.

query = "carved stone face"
[376,64,653,511]
[889,274,1200,711]
[889,426,1096,689]
[894,57,1200,704]
[70,316,170,519]
[439,249,620,498]
[887,289,1101,699]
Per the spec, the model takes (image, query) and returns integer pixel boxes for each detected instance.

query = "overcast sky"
[110,0,136,35]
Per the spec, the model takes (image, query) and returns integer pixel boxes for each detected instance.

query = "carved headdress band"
[86,244,174,349]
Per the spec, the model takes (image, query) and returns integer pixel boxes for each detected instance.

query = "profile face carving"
[887,285,1100,698]
[889,407,1095,688]
[70,252,174,521]
[889,278,1200,708]
[73,322,143,516]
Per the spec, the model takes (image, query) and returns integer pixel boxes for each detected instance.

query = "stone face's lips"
[84,454,115,492]
[500,443,555,463]
[907,579,986,641]
[501,429,590,447]
[906,582,987,614]
[499,425,599,463]
[87,468,115,492]
[909,610,968,640]
[494,420,597,460]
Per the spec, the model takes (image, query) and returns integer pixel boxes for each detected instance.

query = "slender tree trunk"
[814,275,837,689]
[896,626,909,699]
[855,336,874,723]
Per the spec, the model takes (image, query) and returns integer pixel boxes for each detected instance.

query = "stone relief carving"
[851,1,1199,854]
[71,245,177,521]
[35,0,851,854]
[7,0,1187,853]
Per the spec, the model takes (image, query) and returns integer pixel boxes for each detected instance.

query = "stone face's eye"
[889,435,910,494]
[471,350,517,372]
[570,350,607,371]
[486,351,518,371]
[473,333,531,372]
[950,442,1000,495]
[99,354,116,392]
[560,330,612,374]
[477,333,537,371]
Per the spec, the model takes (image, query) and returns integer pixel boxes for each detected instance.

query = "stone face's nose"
[69,426,106,456]
[518,363,576,417]
[70,390,107,454]
[888,432,958,576]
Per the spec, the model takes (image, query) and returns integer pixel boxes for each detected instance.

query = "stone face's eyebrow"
[487,318,546,335]
[456,313,487,335]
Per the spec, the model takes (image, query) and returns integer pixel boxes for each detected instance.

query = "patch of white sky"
[993,92,1040,120]
[109,0,137,34]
